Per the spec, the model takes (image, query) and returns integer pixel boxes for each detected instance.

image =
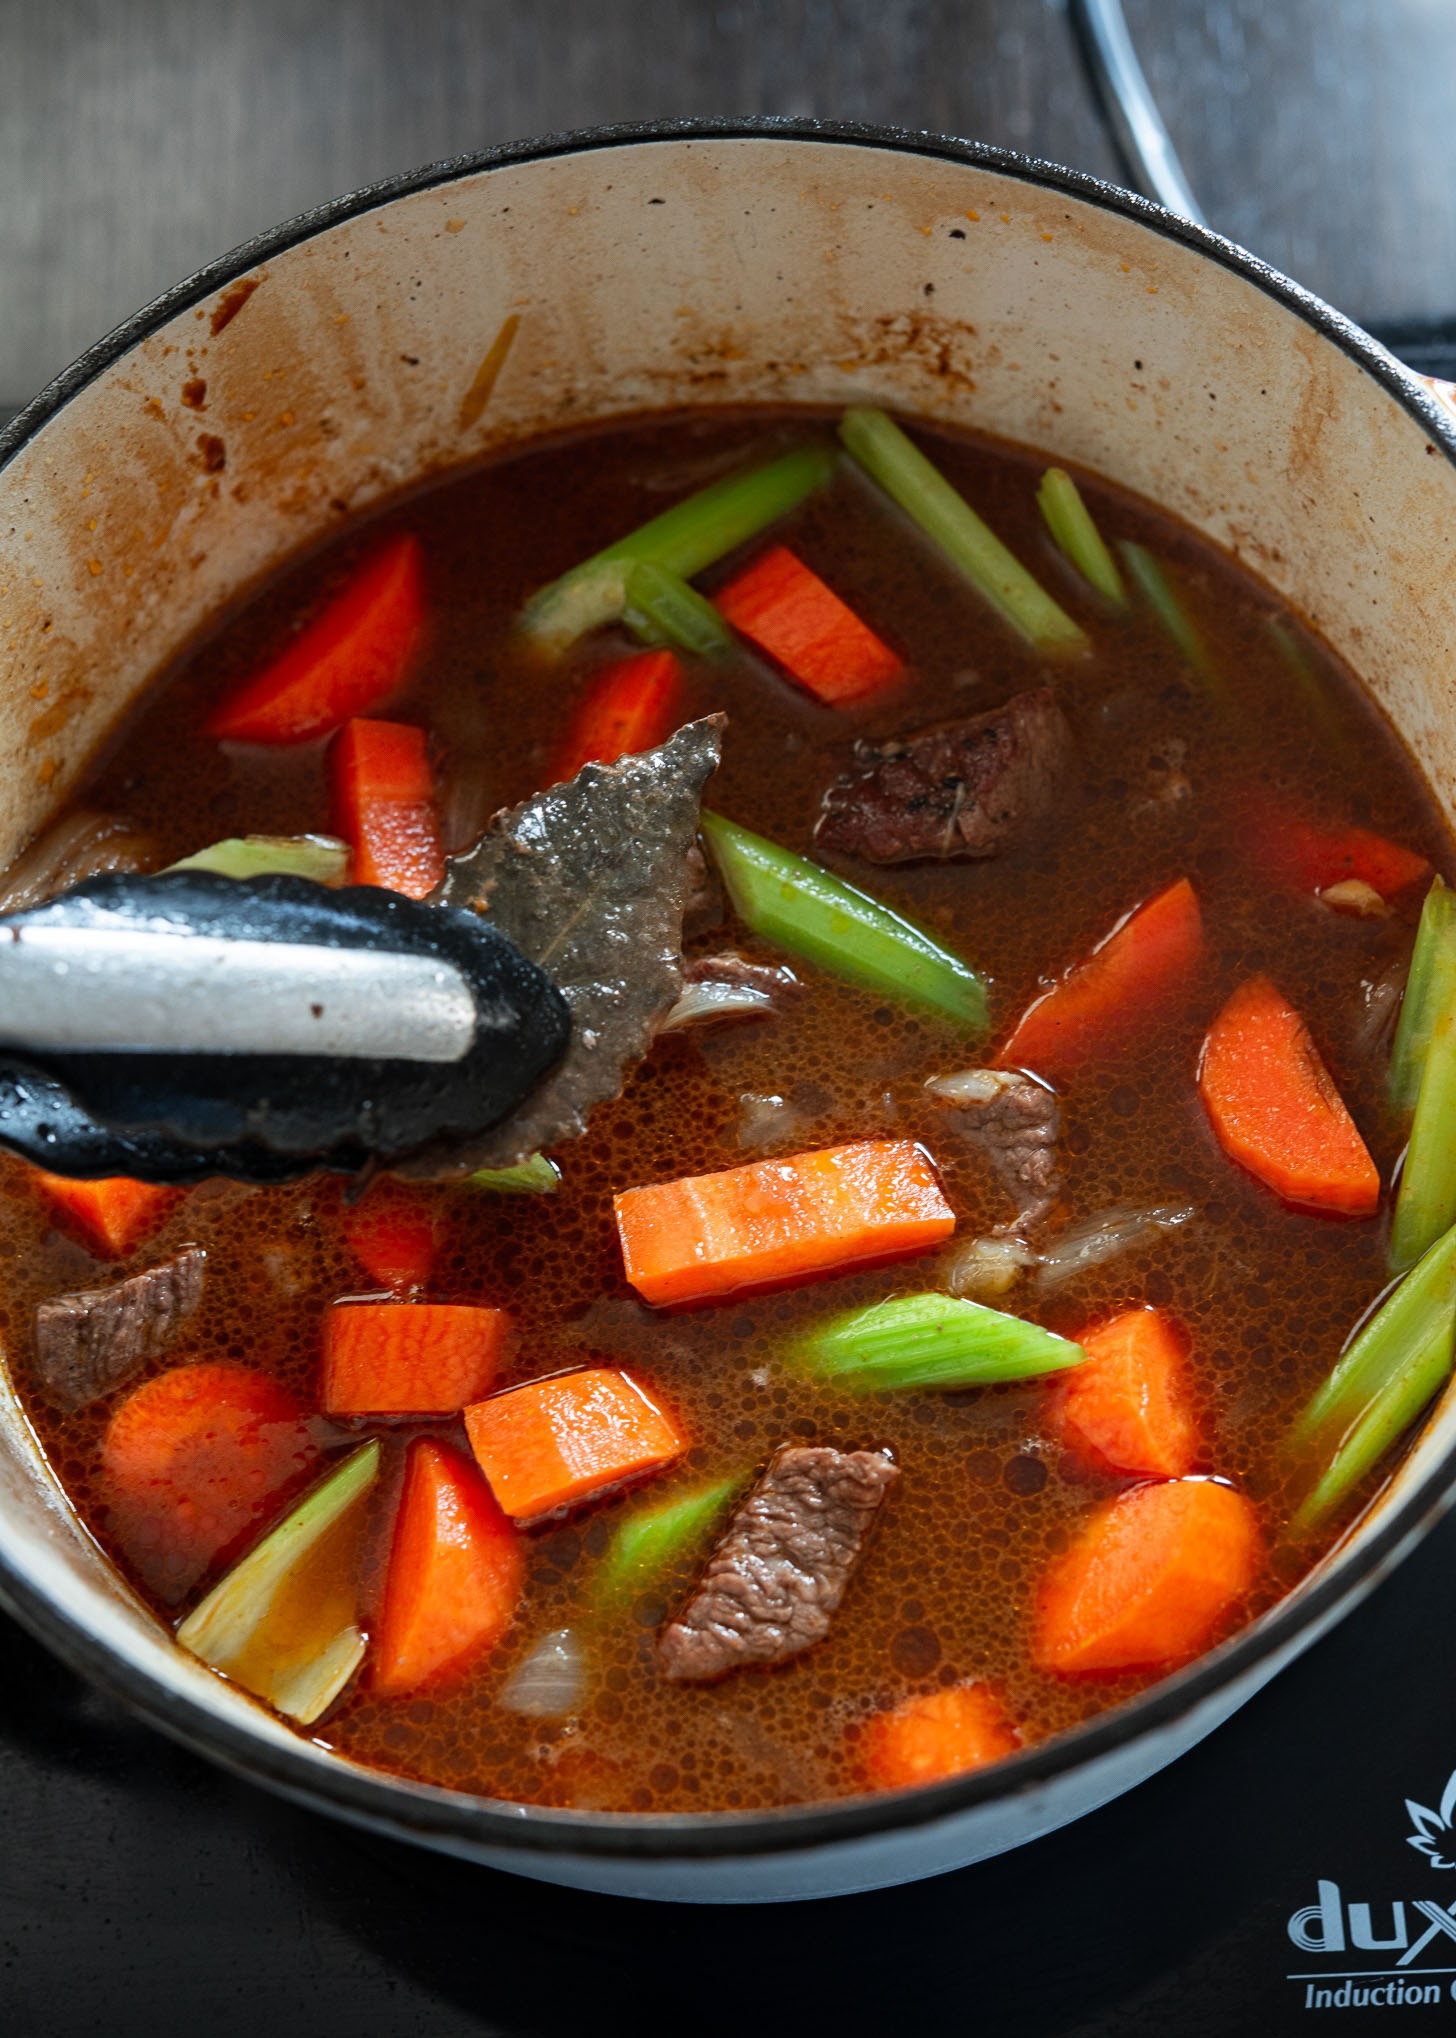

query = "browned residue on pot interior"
[210,277,261,337]
[842,309,978,391]
[180,379,207,411]
[457,314,521,432]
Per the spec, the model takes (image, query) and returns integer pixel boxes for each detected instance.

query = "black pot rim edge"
[4,113,1456,1870]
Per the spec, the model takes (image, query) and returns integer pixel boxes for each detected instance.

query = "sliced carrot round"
[1004,877,1203,1075]
[374,1438,524,1696]
[1061,1306,1200,1479]
[100,1363,317,1604]
[863,1682,1021,1790]
[1032,1477,1262,1676]
[1198,974,1380,1217]
[552,649,683,783]
[206,532,425,745]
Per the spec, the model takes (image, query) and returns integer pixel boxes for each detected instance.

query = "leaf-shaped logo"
[1406,1773,1456,1870]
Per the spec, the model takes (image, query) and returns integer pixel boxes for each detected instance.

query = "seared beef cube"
[927,1067,1063,1231]
[660,952,802,1031]
[657,1444,898,1681]
[33,1248,206,1412]
[815,687,1072,864]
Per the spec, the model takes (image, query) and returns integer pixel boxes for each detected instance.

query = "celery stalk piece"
[1118,541,1218,686]
[465,1153,561,1194]
[1293,1313,1455,1532]
[1389,876,1456,1118]
[796,1291,1086,1392]
[519,443,837,654]
[166,834,350,884]
[838,408,1087,654]
[1265,615,1347,747]
[1293,1220,1456,1452]
[592,1475,742,1606]
[1390,982,1456,1272]
[1036,467,1126,606]
[177,1440,380,1725]
[623,559,735,658]
[700,810,989,1032]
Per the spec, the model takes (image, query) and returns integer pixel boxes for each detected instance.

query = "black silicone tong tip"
[0,872,571,1184]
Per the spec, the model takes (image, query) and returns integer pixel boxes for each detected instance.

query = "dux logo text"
[1286,1767,1456,2009]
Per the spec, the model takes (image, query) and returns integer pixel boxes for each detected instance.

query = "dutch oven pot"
[3,120,1456,1903]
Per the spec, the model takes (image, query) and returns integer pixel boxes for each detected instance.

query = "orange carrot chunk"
[464,1367,684,1522]
[1199,974,1380,1218]
[1258,809,1430,902]
[322,1301,509,1417]
[206,532,425,744]
[1061,1307,1200,1479]
[714,544,905,705]
[1003,877,1203,1075]
[100,1363,318,1604]
[331,717,445,899]
[613,1139,955,1307]
[374,1437,524,1696]
[1032,1478,1262,1676]
[552,648,683,783]
[342,1183,437,1294]
[35,1170,172,1258]
[864,1682,1021,1791]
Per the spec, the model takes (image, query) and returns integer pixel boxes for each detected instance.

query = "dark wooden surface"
[5,0,1456,405]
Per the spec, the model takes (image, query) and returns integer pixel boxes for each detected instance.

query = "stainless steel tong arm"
[0,922,476,1062]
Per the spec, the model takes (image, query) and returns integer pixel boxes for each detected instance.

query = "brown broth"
[0,406,1448,1813]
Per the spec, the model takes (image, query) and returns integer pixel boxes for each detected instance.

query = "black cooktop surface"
[5,1494,1456,2037]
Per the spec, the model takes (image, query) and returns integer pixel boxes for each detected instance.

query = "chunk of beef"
[660,953,801,1032]
[657,1444,898,1681]
[814,687,1072,864]
[33,1248,206,1412]
[927,1067,1062,1230]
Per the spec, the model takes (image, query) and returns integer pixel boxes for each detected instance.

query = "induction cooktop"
[4,1491,1456,2036]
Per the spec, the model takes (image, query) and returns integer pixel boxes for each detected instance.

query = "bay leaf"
[405,716,725,1176]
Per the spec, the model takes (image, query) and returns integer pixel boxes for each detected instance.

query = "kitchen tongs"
[0,871,571,1183]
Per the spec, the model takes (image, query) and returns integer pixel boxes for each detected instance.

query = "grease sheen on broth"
[1,407,1446,1812]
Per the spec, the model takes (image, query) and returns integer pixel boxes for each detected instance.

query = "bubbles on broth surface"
[0,405,1445,1812]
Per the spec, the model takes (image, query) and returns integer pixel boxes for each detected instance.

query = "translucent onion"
[499,1628,586,1717]
[1033,1204,1194,1290]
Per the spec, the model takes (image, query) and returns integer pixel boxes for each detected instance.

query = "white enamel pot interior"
[4,122,1456,1904]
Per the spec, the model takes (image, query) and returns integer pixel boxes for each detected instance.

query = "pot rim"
[4,114,1456,1866]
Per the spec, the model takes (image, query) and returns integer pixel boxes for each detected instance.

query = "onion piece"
[736,1091,808,1149]
[1033,1203,1194,1291]
[925,1067,1035,1105]
[0,810,155,913]
[499,1628,586,1717]
[941,1233,1038,1301]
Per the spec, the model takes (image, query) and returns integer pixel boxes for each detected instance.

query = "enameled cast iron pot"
[4,120,1456,1904]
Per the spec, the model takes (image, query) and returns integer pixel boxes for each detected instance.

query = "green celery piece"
[465,1153,561,1194]
[1294,1220,1456,1450]
[623,559,735,657]
[176,1440,380,1725]
[1036,467,1126,606]
[593,1475,741,1606]
[1390,985,1456,1272]
[1389,876,1456,1118]
[797,1290,1086,1392]
[1265,615,1347,747]
[1118,540,1218,686]
[700,810,988,1032]
[166,834,350,884]
[520,443,836,653]
[838,407,1087,654]
[1293,1312,1455,1532]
